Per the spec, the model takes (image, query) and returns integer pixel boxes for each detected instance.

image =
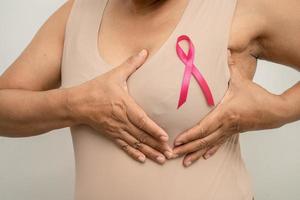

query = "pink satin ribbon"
[176,35,215,109]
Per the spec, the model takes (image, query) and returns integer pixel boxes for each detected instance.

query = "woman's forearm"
[279,81,300,125]
[0,88,75,137]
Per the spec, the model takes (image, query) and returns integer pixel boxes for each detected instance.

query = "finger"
[125,96,169,142]
[203,143,222,160]
[120,129,167,165]
[173,127,225,157]
[136,142,167,165]
[173,105,224,146]
[114,138,146,163]
[182,148,207,167]
[125,123,174,159]
[119,49,148,79]
[203,137,227,159]
[183,138,227,167]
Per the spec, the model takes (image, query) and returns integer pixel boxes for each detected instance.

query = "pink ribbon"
[176,35,215,109]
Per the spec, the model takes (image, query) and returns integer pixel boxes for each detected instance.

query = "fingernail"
[156,155,166,163]
[164,151,173,159]
[138,49,147,57]
[185,160,192,167]
[204,153,211,160]
[138,155,146,162]
[160,135,169,141]
[174,141,182,146]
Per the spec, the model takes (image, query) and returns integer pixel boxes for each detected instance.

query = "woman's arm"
[255,0,300,122]
[171,0,300,166]
[280,82,300,124]
[0,0,173,163]
[0,87,73,137]
[171,55,300,167]
[0,0,74,137]
[256,0,300,71]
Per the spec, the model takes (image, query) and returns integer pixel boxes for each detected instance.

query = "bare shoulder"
[229,0,300,71]
[0,0,75,91]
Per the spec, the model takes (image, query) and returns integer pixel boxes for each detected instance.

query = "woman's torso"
[61,0,254,199]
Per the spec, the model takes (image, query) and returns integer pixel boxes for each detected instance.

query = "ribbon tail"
[177,64,193,109]
[192,65,215,106]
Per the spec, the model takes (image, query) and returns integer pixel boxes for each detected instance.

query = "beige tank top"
[61,0,254,199]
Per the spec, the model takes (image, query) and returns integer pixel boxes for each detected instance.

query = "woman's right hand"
[66,49,173,164]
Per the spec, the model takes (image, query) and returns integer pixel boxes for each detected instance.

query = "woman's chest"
[125,53,229,140]
[61,0,235,139]
[97,0,190,67]
[62,27,230,141]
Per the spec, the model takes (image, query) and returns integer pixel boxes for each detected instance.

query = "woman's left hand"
[172,53,287,167]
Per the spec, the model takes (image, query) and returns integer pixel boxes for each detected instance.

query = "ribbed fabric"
[61,0,254,199]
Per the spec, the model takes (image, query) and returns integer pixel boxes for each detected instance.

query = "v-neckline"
[93,0,195,68]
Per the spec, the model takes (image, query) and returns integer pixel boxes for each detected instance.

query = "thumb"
[120,49,148,79]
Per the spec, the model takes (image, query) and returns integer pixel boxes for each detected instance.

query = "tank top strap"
[61,0,108,87]
[64,0,107,41]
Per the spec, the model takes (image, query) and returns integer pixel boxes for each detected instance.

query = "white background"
[0,1,299,199]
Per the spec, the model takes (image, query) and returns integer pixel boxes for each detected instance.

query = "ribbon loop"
[176,35,215,109]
